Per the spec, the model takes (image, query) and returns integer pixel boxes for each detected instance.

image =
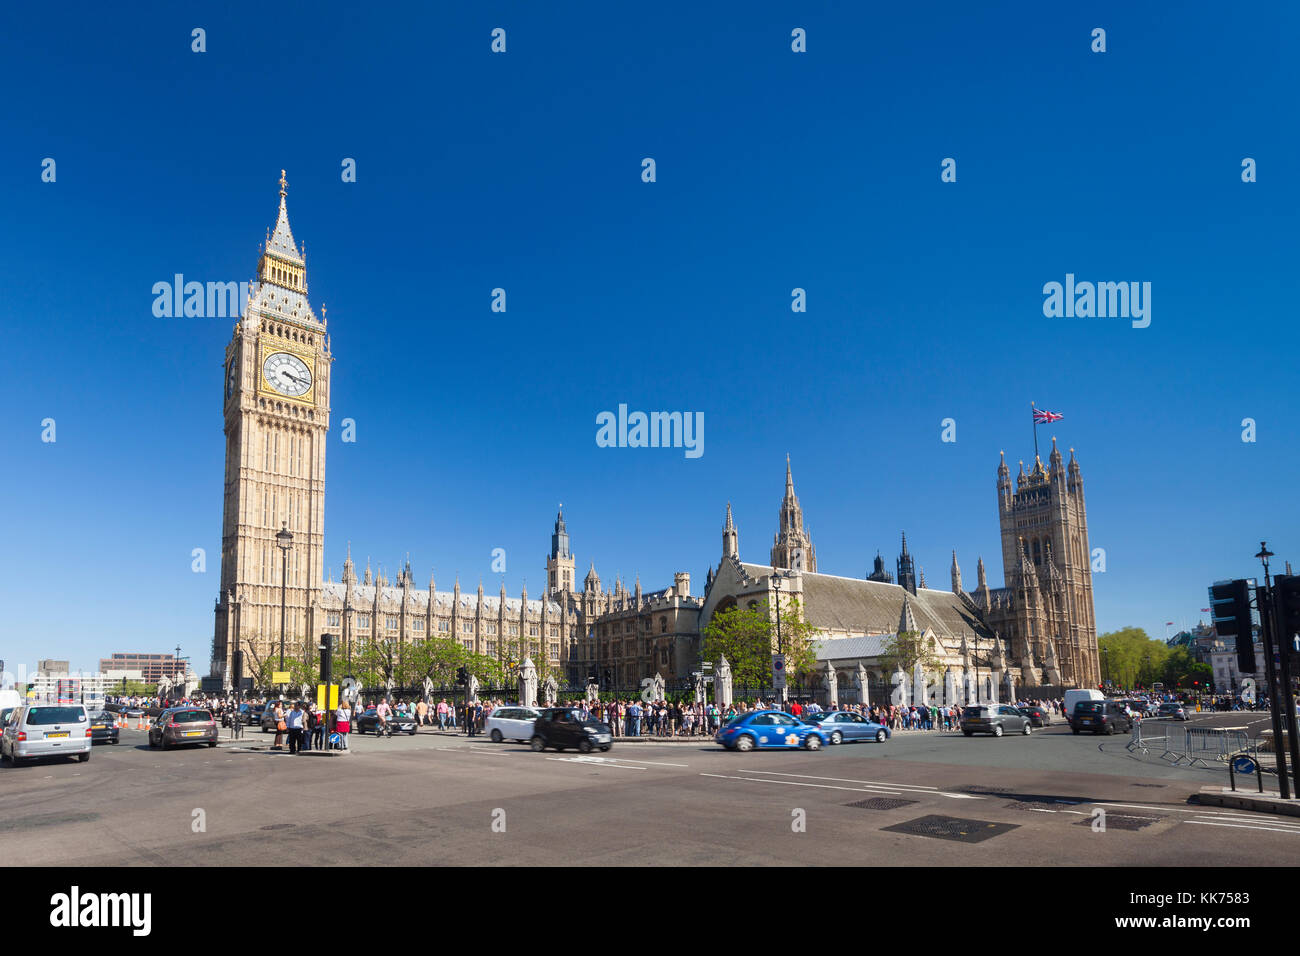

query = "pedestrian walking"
[272,700,286,750]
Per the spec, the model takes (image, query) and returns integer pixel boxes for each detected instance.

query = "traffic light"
[456,666,468,685]
[232,651,244,689]
[1209,579,1255,674]
[1275,575,1300,664]
[603,668,612,687]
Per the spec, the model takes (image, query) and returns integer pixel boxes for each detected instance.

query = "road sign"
[340,676,360,700]
[1232,754,1258,775]
[772,654,787,690]
[272,671,290,684]
[701,661,713,674]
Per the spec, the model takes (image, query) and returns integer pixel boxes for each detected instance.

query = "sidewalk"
[1196,785,1300,817]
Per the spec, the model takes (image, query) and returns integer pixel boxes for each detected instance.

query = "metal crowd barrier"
[1128,720,1258,768]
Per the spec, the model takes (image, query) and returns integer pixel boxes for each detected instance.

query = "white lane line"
[1186,820,1300,835]
[733,770,935,790]
[1094,803,1201,814]
[547,757,644,769]
[700,773,902,795]
[585,756,690,768]
[1194,813,1300,828]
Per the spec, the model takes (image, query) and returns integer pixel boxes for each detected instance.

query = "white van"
[1063,688,1105,727]
[0,689,21,713]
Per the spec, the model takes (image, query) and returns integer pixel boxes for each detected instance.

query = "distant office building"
[36,659,70,676]
[99,653,182,683]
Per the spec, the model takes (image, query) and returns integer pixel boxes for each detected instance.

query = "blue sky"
[0,1,1295,674]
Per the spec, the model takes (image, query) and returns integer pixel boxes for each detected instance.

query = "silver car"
[1,704,92,764]
[485,706,542,743]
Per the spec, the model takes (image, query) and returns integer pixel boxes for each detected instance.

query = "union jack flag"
[1033,408,1064,425]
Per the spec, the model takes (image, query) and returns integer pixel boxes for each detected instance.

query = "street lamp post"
[772,567,786,710]
[277,523,293,695]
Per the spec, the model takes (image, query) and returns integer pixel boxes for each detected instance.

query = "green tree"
[701,597,818,689]
[878,630,944,678]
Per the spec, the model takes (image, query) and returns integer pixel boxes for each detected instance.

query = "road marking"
[1186,819,1300,835]
[547,757,645,769]
[734,769,939,790]
[700,772,903,795]
[1194,813,1300,829]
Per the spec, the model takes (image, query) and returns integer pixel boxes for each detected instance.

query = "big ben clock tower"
[211,171,333,687]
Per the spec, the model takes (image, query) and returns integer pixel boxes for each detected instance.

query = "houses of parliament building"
[207,175,1099,693]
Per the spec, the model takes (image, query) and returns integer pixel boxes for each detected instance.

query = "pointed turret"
[1049,436,1064,475]
[899,593,919,635]
[897,532,917,595]
[951,550,963,593]
[722,502,738,559]
[343,542,356,586]
[977,555,987,589]
[363,558,373,587]
[584,562,600,593]
[919,565,927,589]
[771,456,817,571]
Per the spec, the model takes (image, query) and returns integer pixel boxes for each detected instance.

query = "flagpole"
[1031,402,1039,461]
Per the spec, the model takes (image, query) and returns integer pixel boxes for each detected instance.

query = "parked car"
[1072,700,1134,735]
[1017,704,1052,728]
[962,704,1032,737]
[530,707,612,753]
[1157,702,1189,721]
[0,707,17,730]
[486,706,542,743]
[354,708,419,735]
[802,710,890,744]
[716,710,828,752]
[149,708,219,749]
[87,711,120,744]
[1,704,92,764]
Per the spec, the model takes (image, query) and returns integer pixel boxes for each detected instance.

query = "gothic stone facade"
[700,454,1101,691]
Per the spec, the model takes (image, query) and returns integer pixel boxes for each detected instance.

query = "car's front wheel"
[578,739,593,754]
[829,731,843,745]
[993,725,1004,737]
[735,734,755,752]
[1022,722,1032,735]
[875,729,887,743]
[530,736,545,752]
[490,730,503,743]
[804,734,822,751]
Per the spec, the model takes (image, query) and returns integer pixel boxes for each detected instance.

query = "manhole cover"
[844,797,917,811]
[1076,813,1161,831]
[883,814,1019,843]
[260,823,296,831]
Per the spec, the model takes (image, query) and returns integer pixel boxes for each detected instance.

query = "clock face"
[262,351,312,397]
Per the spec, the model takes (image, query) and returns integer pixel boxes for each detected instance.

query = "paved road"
[4,719,1295,866]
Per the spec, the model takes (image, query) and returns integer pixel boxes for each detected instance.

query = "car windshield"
[172,710,211,723]
[1076,701,1103,712]
[26,707,85,725]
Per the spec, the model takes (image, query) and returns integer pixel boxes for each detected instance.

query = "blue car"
[716,710,828,752]
[802,710,891,745]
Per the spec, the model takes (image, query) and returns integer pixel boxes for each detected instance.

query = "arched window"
[1032,539,1042,565]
